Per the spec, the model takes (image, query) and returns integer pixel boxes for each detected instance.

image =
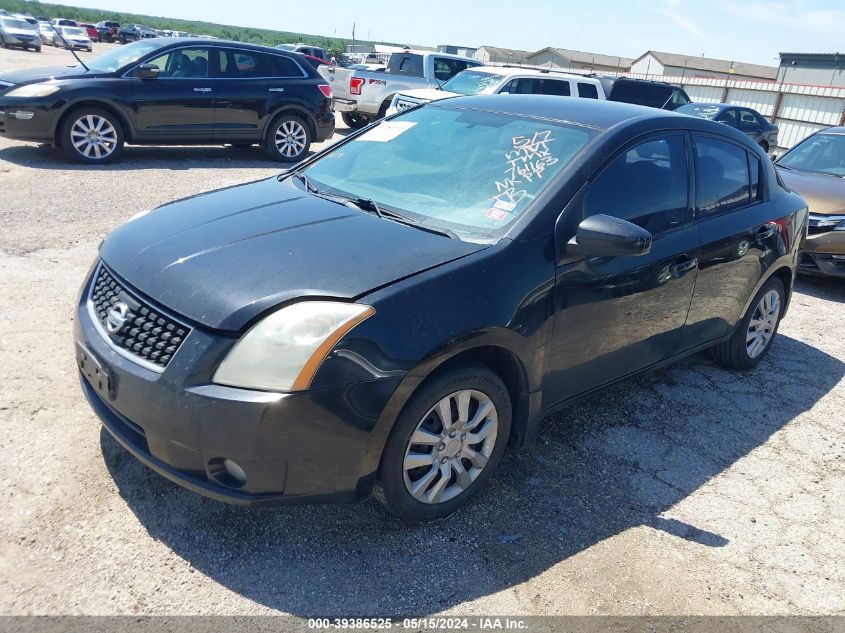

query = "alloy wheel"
[402,389,498,504]
[274,120,307,159]
[70,114,118,160]
[746,289,780,358]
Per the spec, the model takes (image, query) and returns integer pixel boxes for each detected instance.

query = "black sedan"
[677,102,779,152]
[75,96,806,521]
[0,39,335,163]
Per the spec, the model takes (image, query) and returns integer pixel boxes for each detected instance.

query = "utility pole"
[352,22,356,53]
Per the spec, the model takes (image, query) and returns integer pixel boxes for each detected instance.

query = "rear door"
[545,132,699,406]
[737,108,764,144]
[213,48,308,142]
[685,134,780,342]
[131,46,215,140]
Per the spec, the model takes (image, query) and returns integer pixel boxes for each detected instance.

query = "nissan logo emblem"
[105,302,129,333]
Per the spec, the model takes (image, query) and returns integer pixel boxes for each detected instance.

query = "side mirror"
[769,150,783,162]
[567,214,652,257]
[136,63,160,79]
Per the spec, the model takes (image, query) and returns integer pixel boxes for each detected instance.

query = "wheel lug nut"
[449,430,456,438]
[441,457,448,464]
[437,443,445,451]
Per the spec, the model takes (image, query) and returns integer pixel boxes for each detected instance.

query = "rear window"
[610,80,672,109]
[388,54,424,77]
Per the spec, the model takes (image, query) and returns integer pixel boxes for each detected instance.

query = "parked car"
[72,95,806,520]
[590,75,691,110]
[95,21,120,42]
[774,127,845,277]
[118,24,156,43]
[276,43,328,61]
[388,67,605,115]
[0,39,334,163]
[79,23,98,40]
[0,17,41,51]
[50,18,78,27]
[11,14,39,28]
[55,26,93,52]
[677,103,779,152]
[321,50,482,128]
[37,22,56,46]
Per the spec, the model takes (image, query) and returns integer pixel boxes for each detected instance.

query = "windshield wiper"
[290,169,318,193]
[346,197,459,239]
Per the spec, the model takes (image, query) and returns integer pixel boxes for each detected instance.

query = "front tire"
[341,112,369,129]
[375,364,512,522]
[711,276,785,370]
[59,108,125,164]
[262,113,311,162]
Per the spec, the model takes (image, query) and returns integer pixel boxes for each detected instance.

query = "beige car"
[776,126,845,278]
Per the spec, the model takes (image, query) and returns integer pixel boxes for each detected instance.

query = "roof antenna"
[48,22,90,71]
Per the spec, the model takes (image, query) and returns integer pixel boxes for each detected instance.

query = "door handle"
[193,87,212,93]
[268,88,285,93]
[756,224,776,240]
[669,256,698,277]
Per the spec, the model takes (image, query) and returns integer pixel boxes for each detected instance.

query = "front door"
[131,47,215,140]
[545,133,699,406]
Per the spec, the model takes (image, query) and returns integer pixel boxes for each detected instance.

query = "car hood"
[399,88,459,103]
[0,65,107,85]
[100,177,488,332]
[778,167,845,215]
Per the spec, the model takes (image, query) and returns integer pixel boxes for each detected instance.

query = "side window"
[220,50,273,78]
[716,109,738,126]
[433,58,470,82]
[671,89,689,107]
[502,78,537,95]
[748,153,762,201]
[694,136,751,216]
[144,48,209,79]
[577,83,599,99]
[739,109,760,129]
[538,79,571,96]
[271,55,305,77]
[582,135,691,235]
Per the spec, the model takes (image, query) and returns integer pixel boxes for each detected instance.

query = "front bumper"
[75,265,402,506]
[0,98,59,142]
[799,231,845,277]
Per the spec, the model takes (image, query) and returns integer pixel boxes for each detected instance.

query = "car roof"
[156,37,295,53]
[430,94,685,130]
[468,66,599,81]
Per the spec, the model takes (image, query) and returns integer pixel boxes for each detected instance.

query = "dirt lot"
[1,44,844,617]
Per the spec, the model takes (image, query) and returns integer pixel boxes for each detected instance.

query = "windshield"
[677,104,721,120]
[62,27,84,36]
[441,70,506,96]
[85,40,162,72]
[778,133,845,177]
[2,18,31,29]
[302,105,594,241]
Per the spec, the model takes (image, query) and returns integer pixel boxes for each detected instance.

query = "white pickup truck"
[319,51,482,128]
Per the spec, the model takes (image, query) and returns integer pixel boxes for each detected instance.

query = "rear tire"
[711,276,785,370]
[262,113,311,162]
[374,364,512,522]
[59,107,125,164]
[341,112,369,130]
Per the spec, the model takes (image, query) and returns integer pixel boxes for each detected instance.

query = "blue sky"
[60,0,845,66]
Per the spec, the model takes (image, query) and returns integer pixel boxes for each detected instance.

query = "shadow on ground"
[794,275,845,303]
[0,131,353,170]
[101,334,843,615]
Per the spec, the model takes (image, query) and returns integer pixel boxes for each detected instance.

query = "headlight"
[5,83,61,98]
[213,301,375,392]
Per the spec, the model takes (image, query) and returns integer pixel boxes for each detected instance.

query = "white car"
[37,22,56,46]
[387,67,607,115]
[55,25,92,52]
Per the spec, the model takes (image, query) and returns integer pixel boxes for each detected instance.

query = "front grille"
[808,214,845,235]
[395,97,423,112]
[89,264,190,371]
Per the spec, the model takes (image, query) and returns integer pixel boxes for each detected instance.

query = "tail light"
[349,77,365,96]
[317,84,332,98]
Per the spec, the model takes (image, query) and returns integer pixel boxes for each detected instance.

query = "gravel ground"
[1,45,844,617]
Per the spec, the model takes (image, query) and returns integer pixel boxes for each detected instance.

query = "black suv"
[117,24,156,43]
[591,75,691,110]
[0,39,335,163]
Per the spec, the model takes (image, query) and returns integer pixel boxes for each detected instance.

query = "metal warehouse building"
[778,53,845,87]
